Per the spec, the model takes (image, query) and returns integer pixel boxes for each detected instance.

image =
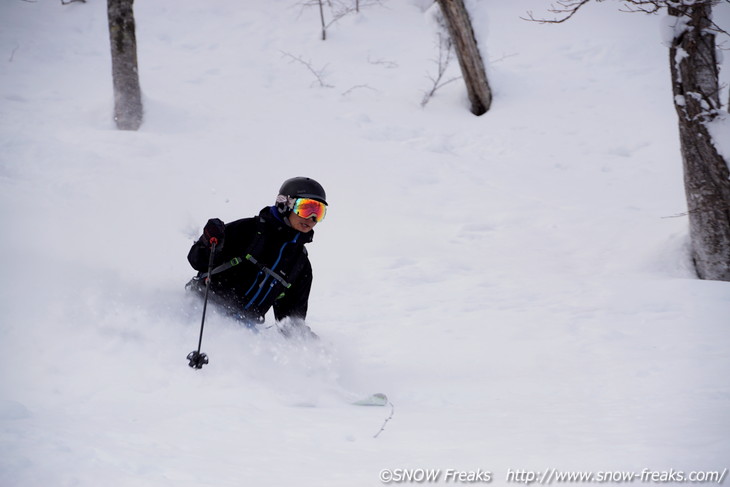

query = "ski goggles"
[292,197,327,222]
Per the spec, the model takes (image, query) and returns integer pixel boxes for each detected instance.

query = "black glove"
[202,218,225,247]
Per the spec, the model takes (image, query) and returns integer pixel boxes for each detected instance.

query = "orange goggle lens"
[292,198,327,222]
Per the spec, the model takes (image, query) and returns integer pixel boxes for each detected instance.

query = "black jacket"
[187,206,314,323]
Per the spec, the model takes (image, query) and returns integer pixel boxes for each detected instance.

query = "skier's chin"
[289,214,316,233]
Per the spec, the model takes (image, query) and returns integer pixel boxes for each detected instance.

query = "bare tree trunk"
[318,0,327,40]
[107,0,143,130]
[435,0,492,116]
[669,3,730,280]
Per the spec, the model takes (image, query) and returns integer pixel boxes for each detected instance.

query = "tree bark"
[107,0,143,130]
[436,0,492,115]
[669,2,730,280]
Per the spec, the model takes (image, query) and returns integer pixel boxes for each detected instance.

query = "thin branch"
[488,52,518,64]
[296,0,385,40]
[421,76,461,107]
[662,201,730,219]
[521,0,592,23]
[421,31,461,107]
[341,84,377,96]
[618,2,662,14]
[373,401,395,439]
[367,55,398,69]
[280,51,334,88]
[8,44,19,62]
[524,0,730,33]
[662,212,688,219]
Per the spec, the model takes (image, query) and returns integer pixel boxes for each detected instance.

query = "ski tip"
[353,392,388,406]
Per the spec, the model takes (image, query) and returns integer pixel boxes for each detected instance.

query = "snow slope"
[1,1,729,486]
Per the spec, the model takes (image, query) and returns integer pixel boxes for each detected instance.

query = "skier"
[186,177,327,338]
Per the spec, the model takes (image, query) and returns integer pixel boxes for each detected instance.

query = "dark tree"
[526,0,730,281]
[107,0,143,130]
[668,2,730,281]
[435,0,492,116]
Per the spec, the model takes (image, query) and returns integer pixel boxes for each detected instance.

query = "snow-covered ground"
[1,1,729,486]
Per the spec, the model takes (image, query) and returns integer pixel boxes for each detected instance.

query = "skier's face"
[289,211,318,233]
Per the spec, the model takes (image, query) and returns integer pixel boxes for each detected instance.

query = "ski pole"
[187,238,218,369]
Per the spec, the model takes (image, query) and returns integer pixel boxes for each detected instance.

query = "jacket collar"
[259,206,314,244]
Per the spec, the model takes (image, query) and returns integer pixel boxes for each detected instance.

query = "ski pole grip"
[205,240,218,284]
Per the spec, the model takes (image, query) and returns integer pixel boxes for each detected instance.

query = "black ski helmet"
[279,177,327,205]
